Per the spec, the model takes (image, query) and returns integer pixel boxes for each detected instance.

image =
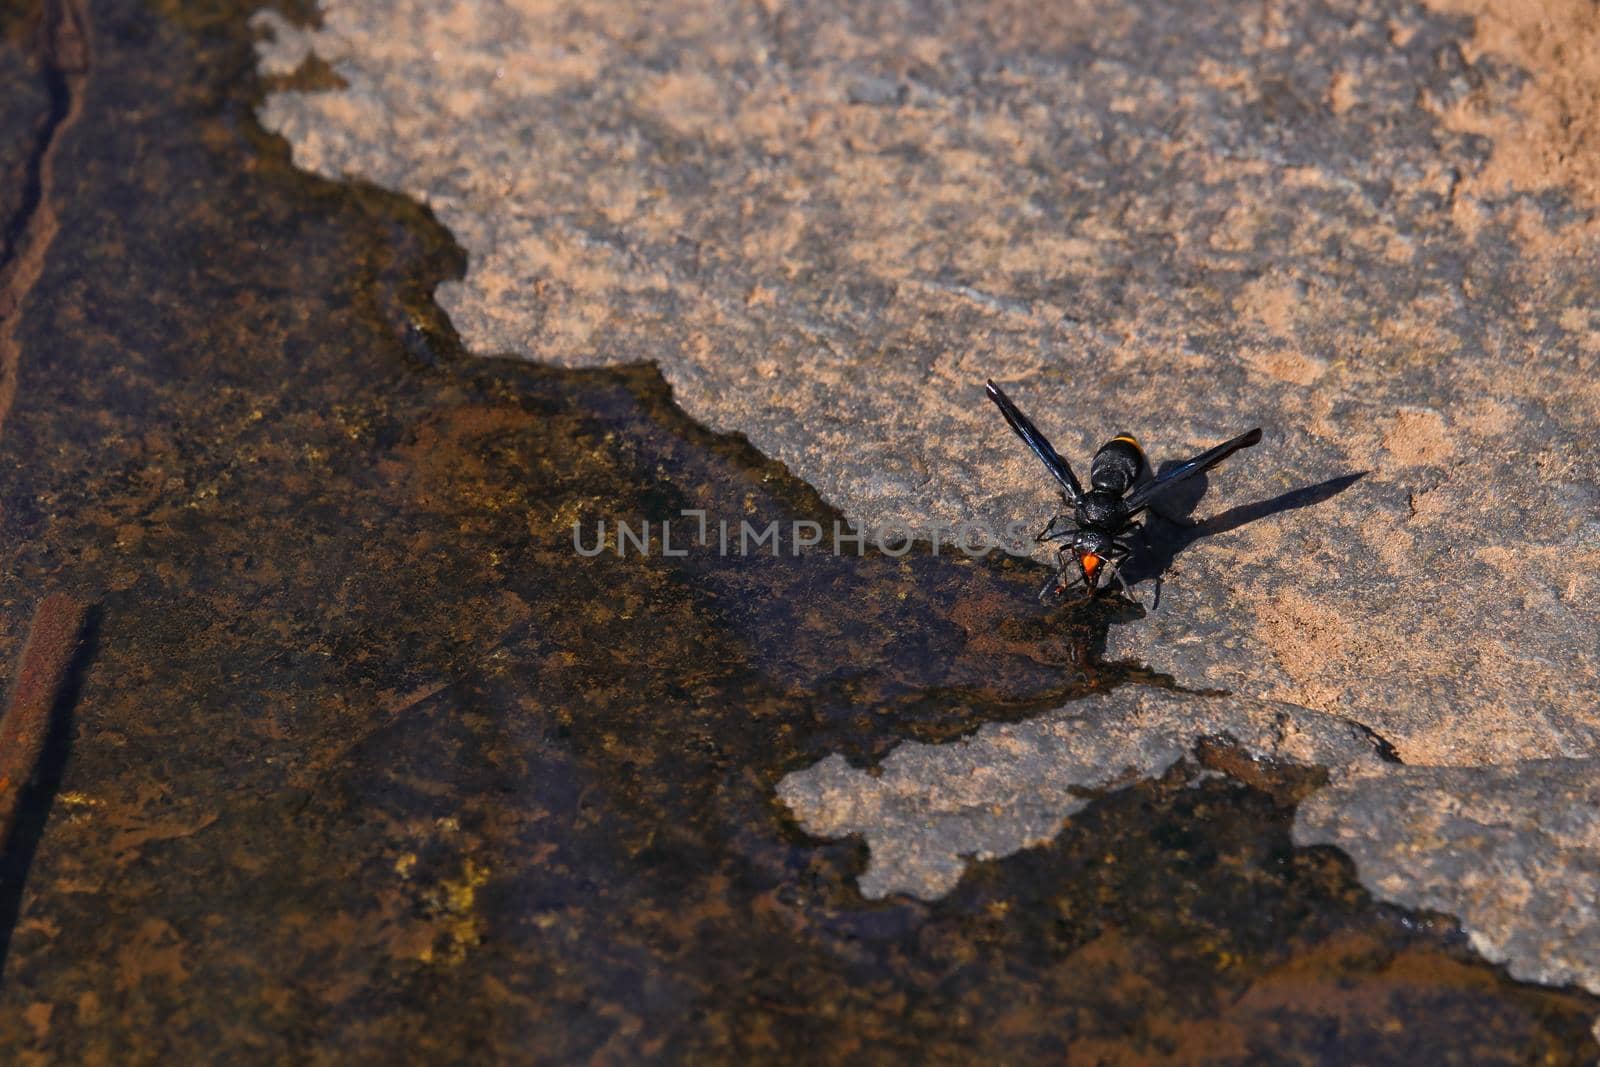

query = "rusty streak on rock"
[0,0,90,446]
[0,593,87,849]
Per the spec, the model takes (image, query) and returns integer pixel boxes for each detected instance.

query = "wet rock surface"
[0,0,1593,1060]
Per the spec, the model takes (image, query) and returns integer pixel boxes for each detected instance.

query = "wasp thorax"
[1075,491,1124,529]
[1071,529,1114,556]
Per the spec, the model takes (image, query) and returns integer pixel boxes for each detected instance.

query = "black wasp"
[985,379,1262,600]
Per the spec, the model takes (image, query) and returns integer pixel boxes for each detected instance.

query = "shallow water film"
[0,1,1598,1063]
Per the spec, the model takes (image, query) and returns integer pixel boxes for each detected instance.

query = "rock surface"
[254,0,1600,1007]
[781,695,1600,1007]
[254,0,1599,767]
[1296,758,1600,994]
[779,686,1388,899]
[0,1,1596,1057]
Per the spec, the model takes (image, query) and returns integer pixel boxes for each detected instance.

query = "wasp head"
[1071,530,1115,592]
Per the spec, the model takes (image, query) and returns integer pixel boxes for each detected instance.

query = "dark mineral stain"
[0,1,1593,1063]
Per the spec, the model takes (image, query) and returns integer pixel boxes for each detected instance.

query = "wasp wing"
[1123,427,1262,514]
[985,380,1084,502]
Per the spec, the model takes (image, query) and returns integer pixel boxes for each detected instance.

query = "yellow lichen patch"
[1209,203,1261,252]
[1404,644,1568,763]
[21,1003,51,1043]
[419,858,491,967]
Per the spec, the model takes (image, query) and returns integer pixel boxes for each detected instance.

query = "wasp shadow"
[1119,468,1368,595]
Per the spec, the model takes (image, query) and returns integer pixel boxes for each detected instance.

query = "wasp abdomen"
[1089,435,1145,493]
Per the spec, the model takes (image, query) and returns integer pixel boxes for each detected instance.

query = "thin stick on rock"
[0,593,88,847]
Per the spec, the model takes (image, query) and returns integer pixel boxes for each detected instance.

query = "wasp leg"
[1037,514,1077,544]
[1127,530,1166,609]
[1038,567,1080,602]
[1107,563,1149,608]
[1100,554,1127,597]
[1114,569,1144,607]
[1103,541,1141,605]
[1039,547,1082,602]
